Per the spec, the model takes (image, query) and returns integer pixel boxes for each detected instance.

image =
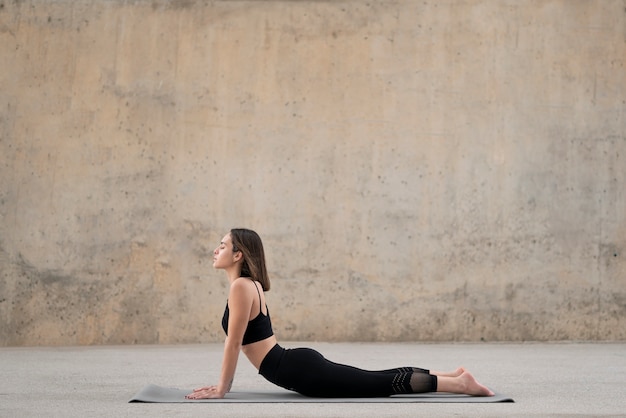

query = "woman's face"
[213,233,238,269]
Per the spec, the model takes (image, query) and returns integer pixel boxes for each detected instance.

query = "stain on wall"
[0,0,624,345]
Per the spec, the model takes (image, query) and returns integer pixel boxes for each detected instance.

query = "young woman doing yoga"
[186,228,494,399]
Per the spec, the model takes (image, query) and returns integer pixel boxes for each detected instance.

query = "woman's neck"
[225,265,242,284]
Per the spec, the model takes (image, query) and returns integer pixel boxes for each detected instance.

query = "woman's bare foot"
[436,371,495,396]
[459,371,495,396]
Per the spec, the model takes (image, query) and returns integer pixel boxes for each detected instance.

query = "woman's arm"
[217,281,250,394]
[186,278,252,399]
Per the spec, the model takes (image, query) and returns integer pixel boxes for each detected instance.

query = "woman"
[186,228,494,399]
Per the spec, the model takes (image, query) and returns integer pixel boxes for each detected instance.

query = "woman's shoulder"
[229,277,255,292]
[228,278,256,306]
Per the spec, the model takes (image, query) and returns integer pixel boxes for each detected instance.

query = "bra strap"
[253,280,263,314]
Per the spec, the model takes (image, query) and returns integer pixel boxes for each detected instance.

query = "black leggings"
[258,344,437,398]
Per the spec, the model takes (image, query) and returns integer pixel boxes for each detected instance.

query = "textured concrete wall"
[1,0,624,346]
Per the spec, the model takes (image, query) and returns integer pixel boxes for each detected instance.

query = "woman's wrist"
[219,378,233,393]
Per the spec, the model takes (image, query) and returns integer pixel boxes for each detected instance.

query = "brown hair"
[230,228,271,291]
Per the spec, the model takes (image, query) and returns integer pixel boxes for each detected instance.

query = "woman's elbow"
[225,336,243,351]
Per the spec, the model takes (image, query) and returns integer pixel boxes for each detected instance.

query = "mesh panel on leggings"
[409,370,438,393]
[390,367,437,394]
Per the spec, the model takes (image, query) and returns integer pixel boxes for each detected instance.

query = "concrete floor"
[1,342,625,417]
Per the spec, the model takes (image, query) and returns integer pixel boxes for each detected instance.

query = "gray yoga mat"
[129,384,514,403]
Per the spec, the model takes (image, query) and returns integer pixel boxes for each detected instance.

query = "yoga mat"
[129,384,514,403]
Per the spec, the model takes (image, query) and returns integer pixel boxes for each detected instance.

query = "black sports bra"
[221,280,274,345]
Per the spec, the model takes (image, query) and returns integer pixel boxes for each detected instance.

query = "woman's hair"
[230,228,271,291]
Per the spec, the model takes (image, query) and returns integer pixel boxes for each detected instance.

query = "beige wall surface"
[1,0,624,346]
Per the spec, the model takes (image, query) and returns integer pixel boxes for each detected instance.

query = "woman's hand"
[185,385,227,399]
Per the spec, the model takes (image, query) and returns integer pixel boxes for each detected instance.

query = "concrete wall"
[1,0,624,346]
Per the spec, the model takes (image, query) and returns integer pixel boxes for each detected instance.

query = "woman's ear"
[233,251,243,262]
